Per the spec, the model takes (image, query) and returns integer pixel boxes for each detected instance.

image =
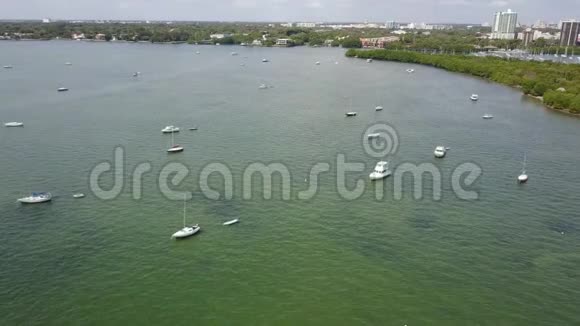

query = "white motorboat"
[57,87,69,92]
[167,131,184,153]
[367,133,381,139]
[482,114,494,119]
[3,65,13,69]
[369,161,391,180]
[434,146,446,158]
[406,68,415,73]
[132,72,140,77]
[345,112,357,117]
[65,62,72,66]
[18,192,52,204]
[188,127,198,131]
[518,154,528,183]
[470,94,479,101]
[161,125,180,133]
[262,58,269,62]
[375,106,384,111]
[223,219,239,226]
[367,59,373,63]
[172,195,201,239]
[258,84,268,89]
[195,51,200,54]
[73,193,85,198]
[5,122,24,127]
[231,52,238,56]
[315,61,321,65]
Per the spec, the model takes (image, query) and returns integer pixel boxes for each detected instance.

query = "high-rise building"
[559,21,580,46]
[491,9,518,39]
[522,28,534,46]
[385,21,400,29]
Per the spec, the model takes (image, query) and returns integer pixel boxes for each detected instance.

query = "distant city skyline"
[0,0,577,24]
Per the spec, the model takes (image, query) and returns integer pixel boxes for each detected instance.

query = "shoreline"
[346,49,580,117]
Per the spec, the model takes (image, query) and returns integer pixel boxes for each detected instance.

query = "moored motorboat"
[470,94,479,101]
[369,161,391,180]
[262,58,269,62]
[161,125,180,133]
[73,193,85,198]
[58,87,69,92]
[18,192,52,204]
[406,68,415,73]
[3,65,13,69]
[434,146,446,158]
[482,114,494,119]
[345,112,357,117]
[375,106,384,111]
[367,59,373,63]
[5,122,24,127]
[367,133,381,139]
[223,219,239,226]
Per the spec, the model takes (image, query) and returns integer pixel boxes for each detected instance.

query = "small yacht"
[518,154,529,183]
[315,61,321,65]
[375,106,384,111]
[231,52,238,56]
[161,126,180,133]
[367,133,381,139]
[195,51,201,54]
[4,122,24,127]
[262,58,269,62]
[345,112,357,117]
[3,65,13,69]
[58,87,69,92]
[73,193,85,198]
[223,219,240,226]
[406,68,415,73]
[172,195,201,239]
[188,127,198,131]
[434,146,446,158]
[18,192,52,204]
[258,84,268,89]
[470,94,479,101]
[65,62,72,66]
[132,72,140,77]
[367,59,373,63]
[369,161,391,180]
[482,114,494,119]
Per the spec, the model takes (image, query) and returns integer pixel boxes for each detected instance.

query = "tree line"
[346,49,580,113]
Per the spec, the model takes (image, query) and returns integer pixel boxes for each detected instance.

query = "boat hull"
[18,197,52,204]
[172,227,200,239]
[223,219,239,226]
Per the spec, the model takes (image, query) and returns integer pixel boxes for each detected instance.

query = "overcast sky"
[1,0,578,24]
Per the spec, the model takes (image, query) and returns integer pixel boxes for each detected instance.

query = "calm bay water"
[1,41,580,325]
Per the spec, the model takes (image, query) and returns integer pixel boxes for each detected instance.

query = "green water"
[1,41,579,325]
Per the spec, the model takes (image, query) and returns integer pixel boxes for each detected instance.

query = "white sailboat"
[167,131,184,153]
[518,154,529,183]
[18,192,52,204]
[172,195,200,239]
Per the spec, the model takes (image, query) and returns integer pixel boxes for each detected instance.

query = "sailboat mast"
[183,194,186,228]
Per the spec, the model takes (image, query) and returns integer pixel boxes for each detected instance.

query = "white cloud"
[305,1,323,8]
[232,0,257,8]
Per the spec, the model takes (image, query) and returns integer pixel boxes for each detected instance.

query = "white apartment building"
[491,9,518,39]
